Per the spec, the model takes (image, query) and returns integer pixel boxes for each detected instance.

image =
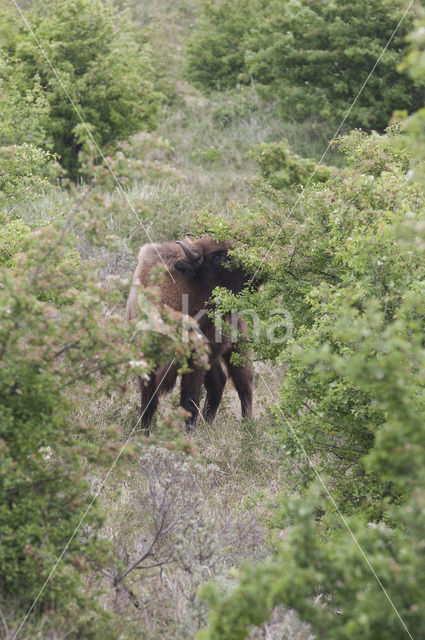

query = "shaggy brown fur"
[126,236,253,433]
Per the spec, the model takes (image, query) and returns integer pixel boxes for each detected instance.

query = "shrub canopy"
[187,0,423,130]
[0,0,162,176]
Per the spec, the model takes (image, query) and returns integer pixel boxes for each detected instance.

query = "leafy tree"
[0,0,162,176]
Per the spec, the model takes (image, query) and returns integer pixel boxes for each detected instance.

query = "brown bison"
[126,236,254,433]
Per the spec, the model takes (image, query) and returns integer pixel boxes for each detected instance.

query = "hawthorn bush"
[197,121,425,637]
[200,483,425,639]
[0,144,60,211]
[0,141,202,636]
[249,140,333,191]
[201,126,418,509]
[0,223,137,636]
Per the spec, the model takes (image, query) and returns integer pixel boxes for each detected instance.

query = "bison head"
[174,237,249,296]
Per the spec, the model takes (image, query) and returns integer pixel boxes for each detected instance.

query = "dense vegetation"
[0,0,161,176]
[1,0,425,638]
[187,0,423,129]
[199,125,425,639]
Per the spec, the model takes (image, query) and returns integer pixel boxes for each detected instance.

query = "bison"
[126,236,254,433]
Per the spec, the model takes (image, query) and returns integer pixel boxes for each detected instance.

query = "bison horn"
[176,240,202,262]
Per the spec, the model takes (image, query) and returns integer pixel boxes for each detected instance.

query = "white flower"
[129,360,145,368]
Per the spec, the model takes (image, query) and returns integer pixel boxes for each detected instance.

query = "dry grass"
[64,352,307,639]
[91,359,306,638]
[99,444,267,638]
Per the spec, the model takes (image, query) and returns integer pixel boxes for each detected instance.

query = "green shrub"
[0,218,31,265]
[187,0,422,131]
[0,135,203,638]
[401,9,425,180]
[186,0,263,90]
[1,0,162,176]
[0,228,202,636]
[0,225,133,635]
[200,483,425,640]
[198,124,425,637]
[0,144,59,211]
[246,0,422,130]
[0,55,50,148]
[203,126,418,511]
[250,140,333,191]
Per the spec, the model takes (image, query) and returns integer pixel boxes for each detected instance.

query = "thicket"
[0,0,161,176]
[1,208,125,635]
[250,140,333,191]
[187,0,422,130]
[0,123,202,640]
[0,189,204,638]
[186,0,263,90]
[197,14,425,639]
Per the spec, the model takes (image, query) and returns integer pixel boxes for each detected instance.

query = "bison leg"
[180,364,205,432]
[139,363,178,434]
[202,361,227,422]
[224,351,253,419]
[139,373,158,435]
